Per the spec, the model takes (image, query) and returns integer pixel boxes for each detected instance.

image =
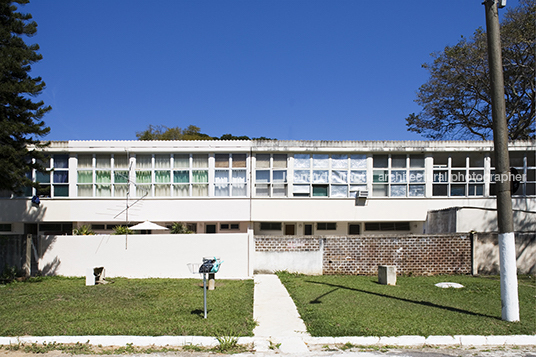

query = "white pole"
[499,232,520,321]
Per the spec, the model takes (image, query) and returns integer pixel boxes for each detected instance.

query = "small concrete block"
[379,336,425,346]
[85,268,95,286]
[485,335,508,346]
[253,338,270,352]
[459,335,487,346]
[504,335,536,346]
[425,335,461,346]
[378,265,396,285]
[306,337,336,345]
[278,337,310,354]
[342,336,381,346]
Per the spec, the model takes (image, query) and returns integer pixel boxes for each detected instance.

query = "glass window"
[155,171,170,183]
[231,170,247,196]
[390,170,406,183]
[331,171,347,183]
[273,170,287,183]
[78,154,93,168]
[312,185,328,196]
[409,170,424,183]
[136,155,152,169]
[331,185,348,197]
[256,170,270,183]
[53,155,69,169]
[451,184,466,196]
[273,154,287,168]
[313,170,329,183]
[78,185,93,197]
[373,184,388,197]
[53,171,68,184]
[409,184,425,197]
[54,186,69,197]
[192,154,208,168]
[114,171,129,183]
[136,171,151,184]
[256,154,270,168]
[390,185,407,197]
[350,154,367,169]
[469,153,484,167]
[96,154,111,168]
[78,171,93,184]
[294,154,310,168]
[294,170,310,183]
[331,154,348,169]
[114,184,128,197]
[36,171,50,184]
[215,154,229,168]
[451,154,466,168]
[391,155,406,168]
[174,154,190,168]
[313,154,329,168]
[96,184,112,197]
[114,155,129,169]
[433,153,449,168]
[350,171,366,184]
[410,155,425,168]
[232,154,247,168]
[96,171,111,183]
[192,170,207,183]
[373,155,388,168]
[155,154,170,168]
[373,170,388,183]
[174,171,189,183]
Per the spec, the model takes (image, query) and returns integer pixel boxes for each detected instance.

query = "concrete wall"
[475,232,536,274]
[254,237,323,275]
[38,233,251,278]
[426,206,536,234]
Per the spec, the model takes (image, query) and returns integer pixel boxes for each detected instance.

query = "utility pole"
[483,0,519,322]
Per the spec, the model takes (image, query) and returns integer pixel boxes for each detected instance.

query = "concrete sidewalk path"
[253,274,310,354]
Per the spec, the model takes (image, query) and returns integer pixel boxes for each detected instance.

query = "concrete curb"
[0,335,534,348]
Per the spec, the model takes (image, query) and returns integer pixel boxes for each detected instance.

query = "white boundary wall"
[38,234,250,278]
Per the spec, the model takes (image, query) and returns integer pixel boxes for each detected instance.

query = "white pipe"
[499,232,520,322]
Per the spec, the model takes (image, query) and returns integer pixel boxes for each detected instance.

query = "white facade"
[0,139,534,236]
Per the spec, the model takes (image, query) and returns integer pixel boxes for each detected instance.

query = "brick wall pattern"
[254,234,471,276]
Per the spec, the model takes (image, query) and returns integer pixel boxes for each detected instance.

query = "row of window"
[259,221,411,235]
[14,151,536,198]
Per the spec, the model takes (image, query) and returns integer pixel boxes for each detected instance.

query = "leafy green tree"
[0,0,51,193]
[406,0,535,140]
[136,124,214,141]
[136,124,274,141]
[219,133,250,140]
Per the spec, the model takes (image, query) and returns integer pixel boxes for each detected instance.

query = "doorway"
[284,224,295,235]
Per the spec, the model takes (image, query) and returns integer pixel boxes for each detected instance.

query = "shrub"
[170,222,193,234]
[73,225,95,235]
[112,226,134,235]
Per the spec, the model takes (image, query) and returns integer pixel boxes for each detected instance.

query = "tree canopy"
[0,0,51,193]
[406,0,535,140]
[136,124,274,141]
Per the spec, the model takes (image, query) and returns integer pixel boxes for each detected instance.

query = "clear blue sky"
[23,0,518,142]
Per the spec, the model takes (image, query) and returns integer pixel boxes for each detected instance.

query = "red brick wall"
[254,234,472,276]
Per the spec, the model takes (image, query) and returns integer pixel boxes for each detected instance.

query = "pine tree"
[0,0,51,193]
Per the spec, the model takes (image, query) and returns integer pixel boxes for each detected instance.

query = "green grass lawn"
[277,272,536,337]
[0,276,255,337]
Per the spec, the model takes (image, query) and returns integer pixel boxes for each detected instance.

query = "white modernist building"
[0,139,534,237]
